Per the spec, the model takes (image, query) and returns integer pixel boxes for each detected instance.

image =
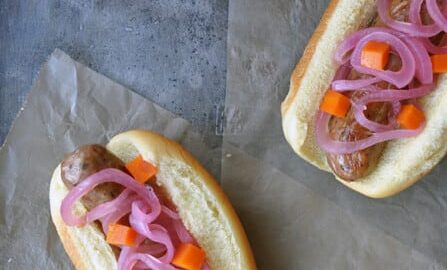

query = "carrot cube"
[397,104,425,129]
[106,224,137,247]
[361,41,390,70]
[125,155,157,184]
[319,90,351,118]
[172,243,206,270]
[431,54,447,73]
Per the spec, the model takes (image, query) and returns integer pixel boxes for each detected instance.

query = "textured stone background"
[0,0,227,147]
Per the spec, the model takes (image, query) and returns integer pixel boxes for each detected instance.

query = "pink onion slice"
[389,100,401,121]
[118,246,132,270]
[117,236,145,270]
[162,206,180,220]
[420,37,447,54]
[61,169,156,226]
[86,189,134,224]
[409,0,426,24]
[350,31,416,88]
[137,243,167,256]
[353,105,396,132]
[378,0,442,37]
[123,253,177,270]
[403,37,433,84]
[351,84,434,132]
[413,0,447,54]
[314,111,424,154]
[99,194,137,233]
[352,96,401,133]
[362,85,384,92]
[334,27,401,64]
[426,0,447,32]
[130,202,175,263]
[174,219,195,243]
[355,84,435,104]
[333,63,352,80]
[332,76,381,91]
[130,195,161,224]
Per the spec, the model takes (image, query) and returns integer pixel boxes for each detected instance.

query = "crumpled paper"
[222,0,447,268]
[0,49,221,269]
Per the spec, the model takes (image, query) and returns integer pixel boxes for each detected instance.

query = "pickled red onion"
[350,31,416,88]
[333,63,352,80]
[403,37,433,84]
[174,219,195,243]
[137,243,168,257]
[60,168,206,270]
[130,202,175,263]
[356,84,435,104]
[99,192,138,233]
[420,37,447,54]
[353,105,396,132]
[426,0,447,32]
[332,76,381,91]
[334,27,401,64]
[315,0,443,155]
[60,169,155,226]
[377,0,442,37]
[350,84,433,137]
[162,206,180,220]
[123,253,177,270]
[86,189,135,224]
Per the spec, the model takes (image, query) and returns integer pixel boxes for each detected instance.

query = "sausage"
[326,77,393,181]
[326,1,410,181]
[61,144,126,210]
[327,93,391,181]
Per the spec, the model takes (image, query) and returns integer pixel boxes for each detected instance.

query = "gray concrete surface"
[0,0,227,148]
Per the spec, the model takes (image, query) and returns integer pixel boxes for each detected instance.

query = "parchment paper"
[3,1,447,267]
[0,49,221,269]
[223,0,447,268]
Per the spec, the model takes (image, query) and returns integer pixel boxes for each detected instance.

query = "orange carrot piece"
[361,41,390,70]
[172,243,206,270]
[125,155,157,184]
[431,54,447,73]
[319,90,351,118]
[106,224,137,247]
[397,104,425,129]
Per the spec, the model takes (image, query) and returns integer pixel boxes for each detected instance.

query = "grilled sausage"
[61,144,125,210]
[326,0,410,181]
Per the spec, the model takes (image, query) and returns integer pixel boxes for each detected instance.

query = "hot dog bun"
[281,0,447,198]
[49,130,257,270]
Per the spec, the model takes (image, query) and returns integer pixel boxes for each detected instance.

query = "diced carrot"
[125,155,157,184]
[319,90,351,118]
[106,224,137,247]
[171,243,206,270]
[431,54,447,73]
[361,41,390,70]
[397,104,425,129]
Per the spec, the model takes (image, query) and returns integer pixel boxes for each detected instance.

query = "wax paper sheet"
[0,49,221,269]
[223,0,447,268]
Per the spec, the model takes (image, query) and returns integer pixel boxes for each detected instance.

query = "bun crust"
[281,0,447,198]
[50,130,257,270]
